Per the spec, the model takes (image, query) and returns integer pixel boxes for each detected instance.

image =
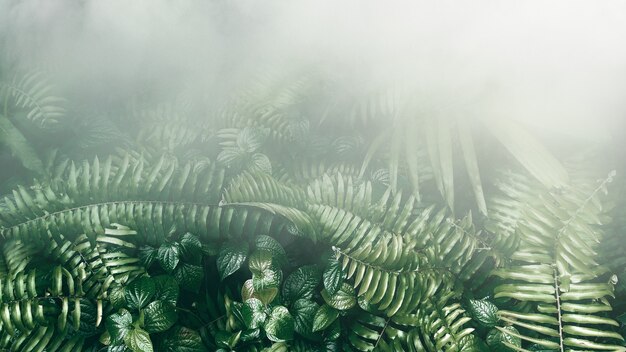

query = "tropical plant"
[0,67,624,352]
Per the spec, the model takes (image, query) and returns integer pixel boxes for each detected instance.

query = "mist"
[1,0,625,142]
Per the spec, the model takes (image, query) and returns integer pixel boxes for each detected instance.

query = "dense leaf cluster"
[0,69,624,351]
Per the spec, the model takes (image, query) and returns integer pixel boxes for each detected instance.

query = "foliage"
[0,67,625,352]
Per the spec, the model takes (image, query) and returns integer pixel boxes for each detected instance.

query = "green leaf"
[158,243,181,273]
[264,342,289,352]
[124,277,155,310]
[109,284,127,309]
[107,345,130,352]
[161,326,206,352]
[0,115,44,175]
[180,233,203,264]
[242,279,278,305]
[251,153,272,174]
[106,309,133,344]
[283,265,321,304]
[291,299,319,339]
[173,263,203,292]
[321,283,355,311]
[215,330,242,349]
[466,298,499,328]
[258,290,280,306]
[217,240,249,280]
[312,304,339,332]
[457,118,487,216]
[124,328,153,352]
[240,328,260,342]
[153,275,179,306]
[485,118,569,188]
[255,235,287,267]
[237,127,267,152]
[459,334,490,352]
[144,300,178,333]
[322,258,344,296]
[138,246,157,268]
[242,298,267,329]
[249,250,283,291]
[265,306,294,342]
[487,326,522,352]
[218,148,245,168]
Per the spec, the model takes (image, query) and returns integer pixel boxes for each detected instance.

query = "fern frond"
[399,293,476,352]
[0,71,66,125]
[490,172,624,351]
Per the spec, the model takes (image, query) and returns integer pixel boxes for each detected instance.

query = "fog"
[1,0,625,142]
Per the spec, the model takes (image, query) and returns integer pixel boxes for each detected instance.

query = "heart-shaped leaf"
[153,275,179,306]
[124,328,153,352]
[161,326,206,352]
[180,233,202,264]
[173,263,203,292]
[242,298,267,329]
[144,300,178,333]
[321,283,355,311]
[249,250,282,291]
[105,309,132,344]
[158,243,181,273]
[217,241,249,280]
[466,298,499,328]
[125,277,155,310]
[264,306,294,342]
[487,326,522,351]
[322,258,344,296]
[255,236,287,267]
[312,304,339,332]
[291,299,319,339]
[282,265,321,305]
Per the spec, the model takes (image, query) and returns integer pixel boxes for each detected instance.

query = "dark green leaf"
[107,344,131,352]
[322,258,343,296]
[139,246,157,268]
[173,263,203,292]
[265,306,294,342]
[255,235,287,267]
[240,328,261,342]
[249,250,282,291]
[180,233,202,264]
[144,300,178,333]
[158,243,181,273]
[242,298,267,329]
[321,283,355,311]
[124,277,155,310]
[153,275,179,306]
[124,328,153,352]
[291,299,319,339]
[215,330,241,349]
[312,305,339,332]
[106,309,133,344]
[459,334,490,352]
[217,240,249,280]
[161,326,206,352]
[109,284,127,309]
[72,299,99,336]
[283,265,321,305]
[487,326,522,352]
[466,298,499,328]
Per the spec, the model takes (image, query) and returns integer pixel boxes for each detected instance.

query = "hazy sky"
[1,0,625,141]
